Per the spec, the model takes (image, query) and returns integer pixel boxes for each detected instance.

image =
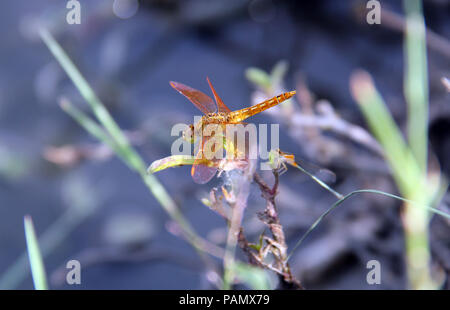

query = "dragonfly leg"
[277,162,288,176]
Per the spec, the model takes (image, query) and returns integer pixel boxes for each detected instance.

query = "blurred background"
[0,0,449,289]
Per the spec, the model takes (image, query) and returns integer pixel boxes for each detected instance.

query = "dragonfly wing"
[170,81,217,114]
[191,163,218,184]
[206,77,231,113]
[191,136,219,184]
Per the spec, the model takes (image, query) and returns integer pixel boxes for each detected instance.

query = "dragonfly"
[269,149,335,180]
[170,77,296,184]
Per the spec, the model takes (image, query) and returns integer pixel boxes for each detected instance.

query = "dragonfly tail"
[228,91,296,122]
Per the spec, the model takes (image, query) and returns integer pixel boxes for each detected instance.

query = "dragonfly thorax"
[203,112,229,124]
[183,112,229,143]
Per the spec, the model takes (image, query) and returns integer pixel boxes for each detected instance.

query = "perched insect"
[170,77,295,184]
[267,149,339,198]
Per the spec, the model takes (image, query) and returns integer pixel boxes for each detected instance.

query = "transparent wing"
[191,162,218,184]
[206,77,231,113]
[170,81,217,115]
[191,136,219,184]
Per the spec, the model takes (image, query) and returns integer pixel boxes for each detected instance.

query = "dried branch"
[235,171,303,289]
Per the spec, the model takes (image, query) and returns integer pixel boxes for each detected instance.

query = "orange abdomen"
[227,91,296,123]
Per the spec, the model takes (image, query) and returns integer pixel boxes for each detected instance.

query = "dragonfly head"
[182,124,195,143]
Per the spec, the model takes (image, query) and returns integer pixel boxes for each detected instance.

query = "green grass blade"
[0,177,100,289]
[292,163,343,199]
[287,189,450,261]
[40,28,181,230]
[59,98,131,168]
[233,262,272,290]
[351,66,437,289]
[40,29,215,267]
[350,70,423,198]
[402,0,435,289]
[404,0,428,172]
[24,216,48,290]
[39,28,143,172]
[148,155,197,173]
[245,68,272,92]
[270,60,289,87]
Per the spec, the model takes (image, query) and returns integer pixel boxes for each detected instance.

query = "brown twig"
[43,129,146,167]
[251,78,384,165]
[291,100,384,157]
[245,171,303,289]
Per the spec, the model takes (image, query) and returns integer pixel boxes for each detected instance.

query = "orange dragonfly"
[170,77,296,184]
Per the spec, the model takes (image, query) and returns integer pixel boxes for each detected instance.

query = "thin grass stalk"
[351,67,437,289]
[39,29,222,271]
[24,216,48,290]
[404,0,429,172]
[402,0,434,289]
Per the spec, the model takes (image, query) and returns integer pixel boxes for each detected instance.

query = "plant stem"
[24,216,48,290]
